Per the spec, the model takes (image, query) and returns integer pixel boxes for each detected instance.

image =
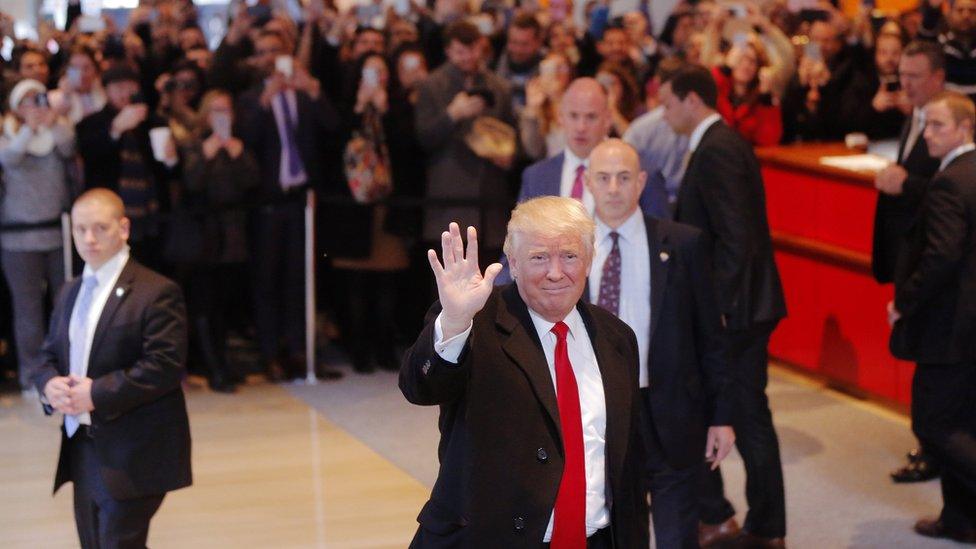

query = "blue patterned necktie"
[65,275,98,437]
[597,231,621,317]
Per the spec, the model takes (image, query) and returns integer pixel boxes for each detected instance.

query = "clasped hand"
[43,375,95,415]
[427,223,502,340]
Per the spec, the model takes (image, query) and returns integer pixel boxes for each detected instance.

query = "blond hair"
[503,196,595,261]
[928,90,976,129]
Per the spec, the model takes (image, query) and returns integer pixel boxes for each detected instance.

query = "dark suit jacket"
[236,83,340,204]
[399,284,648,548]
[493,153,670,284]
[32,258,192,500]
[871,116,941,283]
[676,120,787,331]
[890,149,976,364]
[641,217,731,470]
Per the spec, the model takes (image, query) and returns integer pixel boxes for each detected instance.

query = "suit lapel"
[548,152,566,196]
[646,218,671,342]
[496,285,562,433]
[896,115,912,162]
[88,260,137,370]
[578,304,632,491]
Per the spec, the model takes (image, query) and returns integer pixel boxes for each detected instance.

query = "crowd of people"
[3,0,976,545]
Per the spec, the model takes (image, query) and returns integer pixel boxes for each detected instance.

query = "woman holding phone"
[176,89,259,392]
[327,52,412,374]
[0,79,75,395]
[49,46,106,124]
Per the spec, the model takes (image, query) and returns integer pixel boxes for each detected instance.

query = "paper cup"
[148,126,172,162]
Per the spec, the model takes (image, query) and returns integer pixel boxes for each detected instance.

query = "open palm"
[427,223,503,336]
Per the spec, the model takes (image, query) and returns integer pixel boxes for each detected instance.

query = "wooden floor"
[0,379,428,548]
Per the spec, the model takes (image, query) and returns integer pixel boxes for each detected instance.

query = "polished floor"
[0,377,427,548]
[0,366,962,548]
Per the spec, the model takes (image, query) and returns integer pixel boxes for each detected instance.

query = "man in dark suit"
[888,91,976,544]
[495,78,666,284]
[236,29,341,380]
[585,139,733,548]
[873,40,946,484]
[400,200,648,548]
[32,189,191,549]
[661,65,788,548]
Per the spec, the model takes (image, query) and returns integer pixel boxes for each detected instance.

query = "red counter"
[758,144,914,407]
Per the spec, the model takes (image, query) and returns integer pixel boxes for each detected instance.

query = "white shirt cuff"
[433,313,472,364]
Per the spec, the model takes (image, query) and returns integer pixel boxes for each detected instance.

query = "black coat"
[675,120,787,331]
[891,149,976,363]
[399,284,648,548]
[32,259,191,500]
[641,217,732,470]
[871,116,941,283]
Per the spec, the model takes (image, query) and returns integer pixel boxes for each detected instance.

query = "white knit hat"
[8,79,46,111]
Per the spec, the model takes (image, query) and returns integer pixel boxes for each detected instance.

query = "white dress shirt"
[433,307,610,541]
[688,113,724,154]
[68,246,130,427]
[939,142,976,171]
[559,148,595,214]
[589,210,652,388]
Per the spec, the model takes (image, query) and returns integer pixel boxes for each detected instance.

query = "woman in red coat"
[712,35,783,146]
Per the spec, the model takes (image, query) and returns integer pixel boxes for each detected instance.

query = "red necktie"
[570,164,585,201]
[550,321,587,548]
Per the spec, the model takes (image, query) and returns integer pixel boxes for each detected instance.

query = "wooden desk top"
[756,143,877,187]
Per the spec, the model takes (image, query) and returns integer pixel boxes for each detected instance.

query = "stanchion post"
[61,212,73,282]
[304,188,318,385]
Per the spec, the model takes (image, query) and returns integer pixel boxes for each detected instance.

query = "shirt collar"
[527,305,586,344]
[595,208,644,245]
[940,142,976,171]
[688,112,723,153]
[82,245,130,287]
[564,147,588,170]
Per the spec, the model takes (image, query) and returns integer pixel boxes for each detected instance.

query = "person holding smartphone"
[852,30,912,139]
[49,46,106,125]
[327,53,411,373]
[176,89,259,392]
[0,79,75,396]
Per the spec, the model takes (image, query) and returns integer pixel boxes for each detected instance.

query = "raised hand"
[427,223,502,339]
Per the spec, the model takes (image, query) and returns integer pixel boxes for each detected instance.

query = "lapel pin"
[115,287,125,298]
[659,251,670,263]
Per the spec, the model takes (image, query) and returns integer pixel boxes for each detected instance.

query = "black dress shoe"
[891,448,941,483]
[208,377,238,394]
[914,517,976,542]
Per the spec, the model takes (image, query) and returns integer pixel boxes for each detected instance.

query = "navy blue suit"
[496,153,669,284]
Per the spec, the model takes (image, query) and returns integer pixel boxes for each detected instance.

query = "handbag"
[343,106,392,204]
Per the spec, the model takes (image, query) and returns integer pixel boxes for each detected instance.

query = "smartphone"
[275,55,293,78]
[804,41,822,63]
[77,15,106,34]
[362,66,379,87]
[131,91,146,104]
[798,8,829,22]
[393,0,410,17]
[596,73,616,90]
[402,53,421,71]
[884,78,901,92]
[67,67,82,88]
[34,93,50,108]
[212,112,232,140]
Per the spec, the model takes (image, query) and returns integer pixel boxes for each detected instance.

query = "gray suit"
[415,63,516,251]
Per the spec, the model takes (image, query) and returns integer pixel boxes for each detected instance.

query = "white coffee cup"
[148,126,172,162]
